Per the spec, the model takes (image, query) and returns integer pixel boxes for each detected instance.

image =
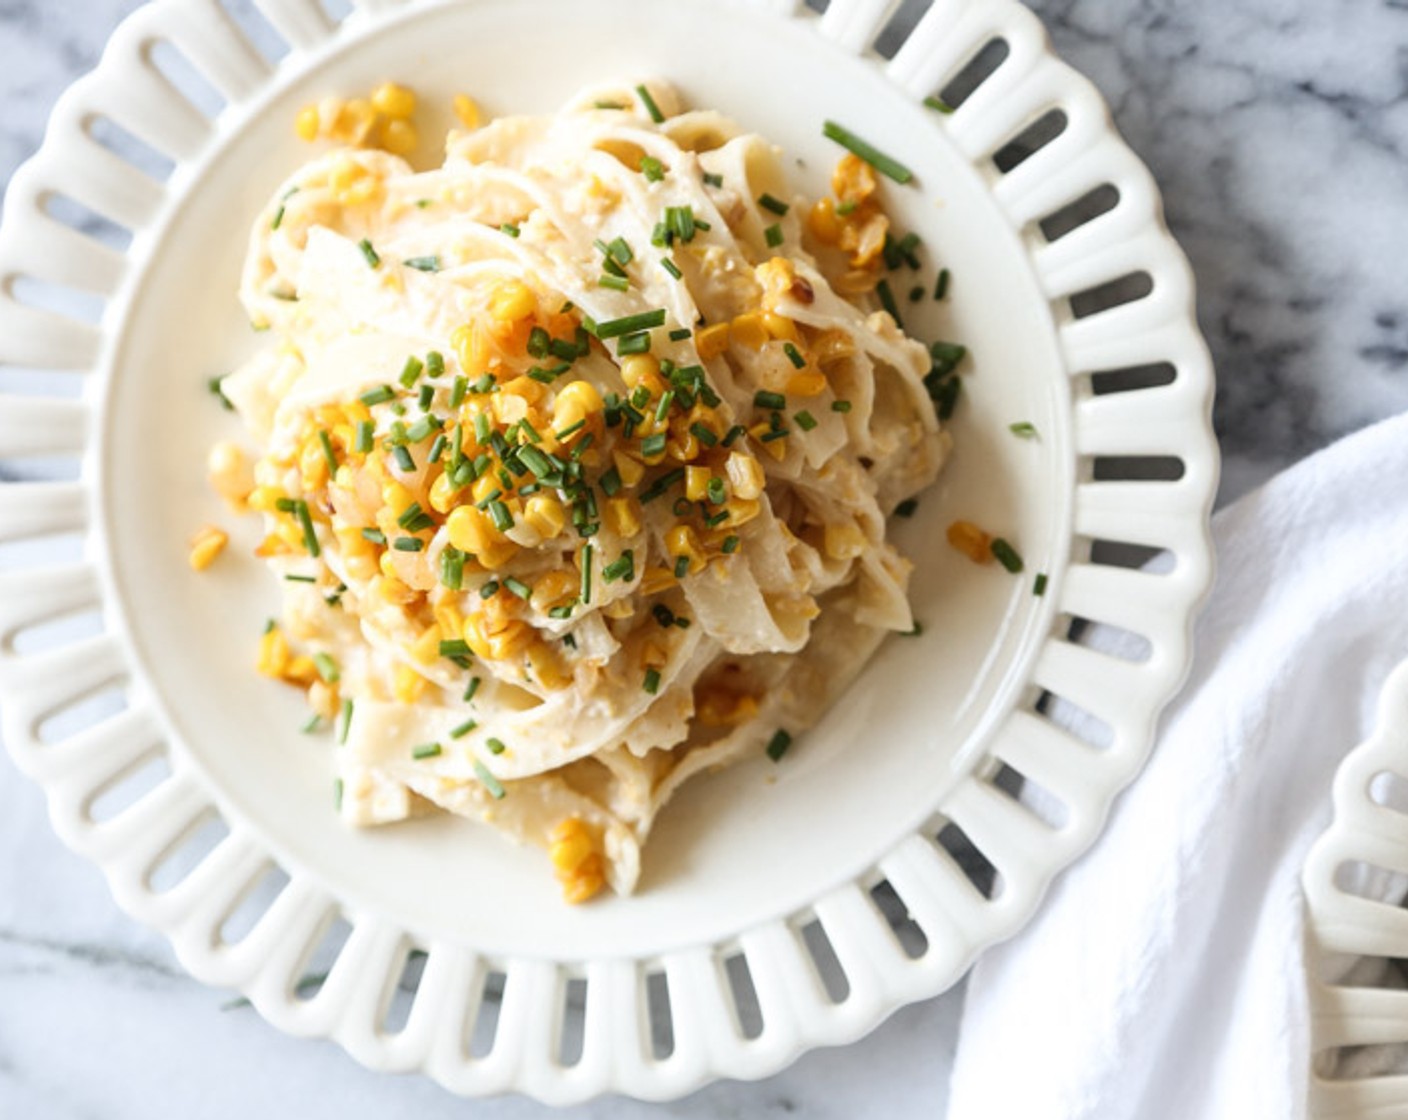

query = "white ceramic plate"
[0,0,1216,1102]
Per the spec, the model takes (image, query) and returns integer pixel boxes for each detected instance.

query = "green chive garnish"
[877,278,903,328]
[759,193,790,216]
[285,574,317,584]
[599,274,630,292]
[361,528,386,545]
[403,256,441,272]
[464,676,482,702]
[504,577,532,600]
[474,760,506,800]
[413,742,443,760]
[794,410,818,432]
[333,778,343,811]
[480,580,500,599]
[360,385,395,407]
[485,737,507,756]
[440,547,464,590]
[822,121,914,184]
[703,172,724,188]
[640,155,665,181]
[690,422,718,447]
[674,555,690,579]
[618,331,652,355]
[317,429,338,473]
[450,719,478,739]
[991,539,1024,573]
[295,501,320,557]
[208,377,234,411]
[358,238,381,268]
[895,499,918,518]
[924,95,955,114]
[935,268,951,300]
[782,343,806,369]
[339,698,354,744]
[302,711,322,731]
[581,543,593,604]
[313,652,340,683]
[661,258,683,280]
[643,668,661,694]
[500,223,520,238]
[636,84,665,123]
[392,445,415,472]
[1034,572,1049,597]
[641,432,667,458]
[764,223,784,248]
[766,730,792,762]
[591,309,666,339]
[393,537,424,552]
[602,551,635,583]
[832,400,853,413]
[1009,422,1039,439]
[754,390,786,411]
[722,535,740,554]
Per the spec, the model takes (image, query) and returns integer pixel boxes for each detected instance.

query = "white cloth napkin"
[947,413,1408,1120]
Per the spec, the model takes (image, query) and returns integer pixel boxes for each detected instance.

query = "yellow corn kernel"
[308,680,339,721]
[532,570,579,611]
[479,537,520,570]
[247,485,286,513]
[786,370,829,397]
[371,81,417,120]
[756,258,798,310]
[394,663,428,704]
[378,549,401,581]
[299,438,329,489]
[526,642,573,691]
[595,138,646,170]
[562,853,606,905]
[295,104,320,141]
[258,627,291,678]
[685,466,712,503]
[381,480,415,520]
[453,93,481,129]
[411,623,443,666]
[640,566,677,596]
[619,353,661,390]
[695,322,731,360]
[550,818,594,872]
[524,494,566,540]
[464,615,532,660]
[948,520,995,565]
[762,312,801,343]
[730,312,768,350]
[429,471,462,515]
[284,655,319,687]
[552,380,604,430]
[723,499,761,528]
[469,474,501,507]
[725,452,765,500]
[604,496,642,539]
[751,423,788,461]
[345,548,378,582]
[613,450,645,488]
[381,118,418,156]
[666,524,706,573]
[833,152,878,204]
[446,505,497,555]
[452,322,492,378]
[207,442,253,508]
[807,197,842,244]
[189,526,228,572]
[813,328,857,365]
[370,573,415,607]
[434,600,465,641]
[824,521,867,560]
[489,280,535,323]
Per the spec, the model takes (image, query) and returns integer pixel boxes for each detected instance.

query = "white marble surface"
[1,0,1403,1114]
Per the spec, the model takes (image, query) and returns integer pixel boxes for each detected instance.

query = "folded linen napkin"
[947,413,1408,1120]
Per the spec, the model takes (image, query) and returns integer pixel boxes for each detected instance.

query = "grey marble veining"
[0,0,1399,1114]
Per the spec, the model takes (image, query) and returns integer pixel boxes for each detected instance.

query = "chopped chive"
[487,500,514,531]
[766,730,792,762]
[403,255,441,273]
[599,467,622,496]
[935,268,951,300]
[426,350,445,378]
[655,390,675,422]
[794,410,818,432]
[722,535,740,554]
[313,652,340,683]
[440,546,465,590]
[504,577,532,600]
[640,155,665,181]
[448,375,469,408]
[480,580,500,599]
[284,574,317,584]
[317,429,338,474]
[594,100,624,110]
[668,327,692,342]
[991,538,1025,573]
[782,342,806,369]
[639,467,685,503]
[358,238,381,268]
[581,543,594,604]
[470,373,497,394]
[689,422,718,447]
[599,273,630,292]
[301,713,322,734]
[418,383,435,412]
[392,445,415,472]
[640,432,667,458]
[295,501,320,557]
[602,550,635,583]
[636,84,665,123]
[836,199,858,217]
[924,95,955,114]
[909,285,926,303]
[831,400,853,413]
[360,385,396,407]
[703,171,724,188]
[674,555,690,579]
[618,331,652,355]
[464,676,482,702]
[906,621,924,637]
[703,509,728,527]
[592,309,666,340]
[897,232,922,269]
[760,428,789,443]
[339,698,354,744]
[877,278,903,328]
[440,638,472,659]
[1009,422,1039,440]
[643,668,662,694]
[398,502,435,533]
[930,340,968,375]
[361,527,386,545]
[722,424,747,447]
[929,374,961,421]
[1034,572,1049,597]
[754,390,786,411]
[527,326,551,359]
[822,121,914,184]
[764,223,784,248]
[428,433,447,463]
[475,760,506,800]
[333,778,343,811]
[895,499,919,518]
[393,536,424,552]
[208,377,234,411]
[661,258,683,280]
[413,742,443,760]
[500,223,520,238]
[759,193,790,216]
[548,605,576,620]
[400,356,425,388]
[606,236,634,265]
[450,718,478,739]
[706,476,727,504]
[485,737,507,756]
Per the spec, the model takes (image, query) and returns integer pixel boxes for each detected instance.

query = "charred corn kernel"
[762,312,801,343]
[208,442,253,507]
[447,505,498,554]
[248,485,285,513]
[284,655,319,687]
[807,197,842,244]
[619,353,660,391]
[452,93,481,129]
[489,280,535,323]
[695,322,731,360]
[308,681,339,721]
[685,466,712,503]
[813,328,857,365]
[381,118,418,156]
[666,525,706,573]
[948,520,995,564]
[381,480,416,519]
[434,600,465,639]
[527,642,574,691]
[612,450,645,488]
[562,853,606,904]
[786,370,829,397]
[532,569,579,610]
[411,623,443,666]
[188,526,228,572]
[824,521,867,560]
[604,496,642,539]
[429,471,462,514]
[722,499,761,528]
[833,152,878,204]
[295,104,321,141]
[552,380,604,429]
[726,452,765,500]
[524,494,567,540]
[550,818,594,871]
[371,81,416,120]
[641,566,677,595]
[730,312,768,350]
[258,628,289,677]
[756,258,798,310]
[394,663,428,704]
